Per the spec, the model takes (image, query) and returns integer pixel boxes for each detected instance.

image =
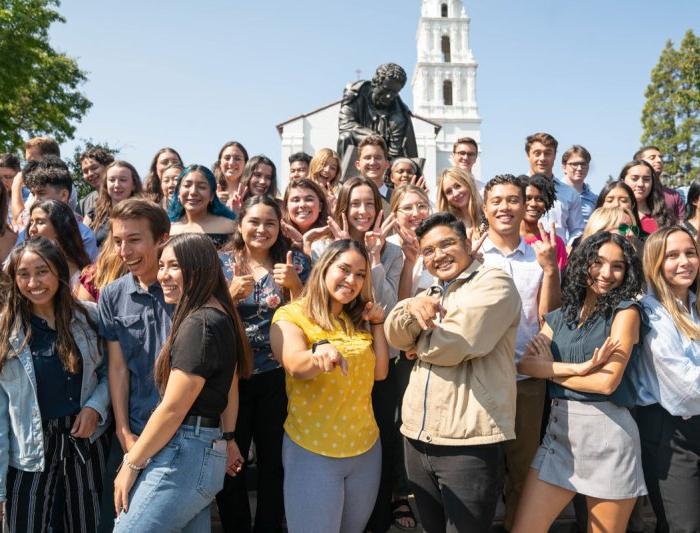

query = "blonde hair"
[92,232,127,290]
[643,226,700,340]
[389,184,430,214]
[308,148,341,189]
[301,240,373,332]
[582,206,637,240]
[436,167,480,229]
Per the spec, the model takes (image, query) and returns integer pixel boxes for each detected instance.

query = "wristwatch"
[222,432,236,441]
[312,340,330,354]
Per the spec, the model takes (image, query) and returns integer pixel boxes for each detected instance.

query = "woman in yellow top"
[271,239,389,533]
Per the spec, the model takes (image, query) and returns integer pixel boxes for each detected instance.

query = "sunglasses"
[618,223,640,237]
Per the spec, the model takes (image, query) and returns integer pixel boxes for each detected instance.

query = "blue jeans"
[113,425,226,533]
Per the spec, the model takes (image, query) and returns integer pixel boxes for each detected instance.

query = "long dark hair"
[229,195,292,266]
[618,159,673,227]
[0,182,9,236]
[0,238,93,373]
[144,147,183,204]
[561,231,643,328]
[595,181,644,232]
[154,234,252,393]
[685,182,700,222]
[241,155,278,198]
[90,160,143,231]
[30,200,90,269]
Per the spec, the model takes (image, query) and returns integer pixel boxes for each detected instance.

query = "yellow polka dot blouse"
[272,300,379,458]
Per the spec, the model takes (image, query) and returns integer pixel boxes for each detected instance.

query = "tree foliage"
[68,139,120,200]
[0,0,91,153]
[641,29,700,185]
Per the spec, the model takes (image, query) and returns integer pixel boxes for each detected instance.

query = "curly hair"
[520,173,556,211]
[371,63,407,88]
[561,231,643,328]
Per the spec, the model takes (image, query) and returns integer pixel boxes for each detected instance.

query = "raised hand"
[302,225,330,256]
[328,213,350,240]
[410,174,428,192]
[364,210,386,263]
[281,221,303,248]
[229,262,255,301]
[406,295,444,330]
[322,182,337,214]
[229,181,248,213]
[398,226,419,265]
[362,301,386,325]
[311,342,348,376]
[273,251,302,294]
[468,227,487,262]
[533,221,558,273]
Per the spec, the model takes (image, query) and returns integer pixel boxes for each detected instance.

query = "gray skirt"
[531,399,647,500]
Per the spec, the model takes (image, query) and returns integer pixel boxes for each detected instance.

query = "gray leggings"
[282,434,381,533]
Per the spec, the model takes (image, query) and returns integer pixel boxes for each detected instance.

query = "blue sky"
[51,1,699,191]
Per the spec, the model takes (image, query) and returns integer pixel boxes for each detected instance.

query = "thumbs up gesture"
[273,251,303,297]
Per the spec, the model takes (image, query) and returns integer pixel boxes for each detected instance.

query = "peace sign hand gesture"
[364,210,393,265]
[328,214,350,240]
[533,221,559,274]
[229,181,248,214]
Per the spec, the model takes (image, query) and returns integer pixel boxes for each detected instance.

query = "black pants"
[404,437,505,533]
[638,403,699,533]
[5,416,111,533]
[367,357,399,532]
[216,367,286,533]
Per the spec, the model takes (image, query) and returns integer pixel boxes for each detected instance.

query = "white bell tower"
[412,0,482,181]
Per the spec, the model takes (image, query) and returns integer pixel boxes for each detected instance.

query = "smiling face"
[286,186,320,232]
[112,217,162,280]
[219,145,246,185]
[662,230,699,298]
[390,161,416,187]
[420,224,471,282]
[28,208,57,241]
[289,161,309,180]
[155,151,181,179]
[587,241,626,296]
[178,170,213,216]
[395,191,430,231]
[527,141,556,177]
[15,251,59,311]
[249,164,273,196]
[160,167,180,203]
[106,166,136,203]
[623,164,653,203]
[347,185,376,236]
[240,203,279,253]
[355,145,389,186]
[563,154,589,185]
[442,176,470,210]
[523,185,546,224]
[324,249,368,307]
[157,245,183,304]
[452,142,478,172]
[603,186,633,209]
[319,158,339,186]
[483,183,525,237]
[81,157,106,189]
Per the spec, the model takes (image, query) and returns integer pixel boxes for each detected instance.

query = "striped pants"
[5,416,110,533]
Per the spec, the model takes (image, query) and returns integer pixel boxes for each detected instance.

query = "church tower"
[412,0,482,180]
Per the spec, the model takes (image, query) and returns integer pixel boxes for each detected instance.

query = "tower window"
[443,80,453,106]
[441,3,448,17]
[441,35,451,63]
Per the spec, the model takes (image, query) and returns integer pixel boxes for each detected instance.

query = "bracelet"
[122,453,149,472]
[370,321,385,326]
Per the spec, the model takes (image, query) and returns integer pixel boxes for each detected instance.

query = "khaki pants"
[504,378,546,530]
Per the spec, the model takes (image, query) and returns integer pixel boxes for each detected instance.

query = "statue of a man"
[338,63,418,161]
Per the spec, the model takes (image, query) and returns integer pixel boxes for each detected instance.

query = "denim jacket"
[0,302,110,501]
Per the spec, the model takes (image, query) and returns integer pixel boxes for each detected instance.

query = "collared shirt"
[481,237,543,378]
[632,292,700,417]
[539,177,585,244]
[579,182,598,224]
[97,273,173,434]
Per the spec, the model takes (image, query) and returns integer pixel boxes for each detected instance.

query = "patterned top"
[272,299,378,458]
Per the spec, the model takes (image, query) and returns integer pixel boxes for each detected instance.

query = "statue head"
[370,63,407,109]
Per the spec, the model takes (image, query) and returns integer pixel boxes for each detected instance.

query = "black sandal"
[392,498,416,530]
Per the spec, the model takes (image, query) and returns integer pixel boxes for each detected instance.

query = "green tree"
[68,139,120,200]
[0,0,91,153]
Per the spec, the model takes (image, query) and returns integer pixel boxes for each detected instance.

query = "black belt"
[183,415,220,428]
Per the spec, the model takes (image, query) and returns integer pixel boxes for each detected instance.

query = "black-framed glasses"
[566,162,589,169]
[618,223,640,237]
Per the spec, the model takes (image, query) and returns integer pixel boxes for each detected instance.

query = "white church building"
[276,0,481,189]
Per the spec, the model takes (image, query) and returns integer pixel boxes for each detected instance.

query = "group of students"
[0,130,697,533]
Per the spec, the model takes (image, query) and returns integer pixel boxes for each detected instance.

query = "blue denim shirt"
[0,302,110,502]
[539,177,585,245]
[631,293,700,418]
[98,274,173,434]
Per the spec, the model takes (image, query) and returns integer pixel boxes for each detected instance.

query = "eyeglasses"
[421,238,461,259]
[566,162,589,169]
[397,203,430,215]
[455,151,478,159]
[618,224,640,237]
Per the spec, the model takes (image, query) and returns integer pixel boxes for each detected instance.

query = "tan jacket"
[385,261,521,446]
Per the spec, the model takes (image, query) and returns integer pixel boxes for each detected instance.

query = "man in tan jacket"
[385,211,521,533]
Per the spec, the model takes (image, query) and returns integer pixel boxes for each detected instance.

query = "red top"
[639,213,658,236]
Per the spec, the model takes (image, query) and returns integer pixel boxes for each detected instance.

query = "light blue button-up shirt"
[539,177,585,245]
[632,292,700,417]
[579,182,598,225]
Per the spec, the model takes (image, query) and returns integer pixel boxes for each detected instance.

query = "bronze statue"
[337,63,418,161]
